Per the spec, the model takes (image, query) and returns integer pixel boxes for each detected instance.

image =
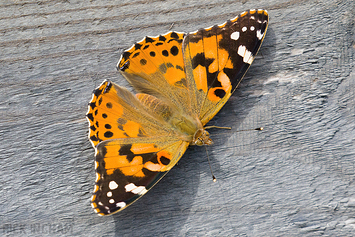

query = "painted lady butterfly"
[87,9,269,215]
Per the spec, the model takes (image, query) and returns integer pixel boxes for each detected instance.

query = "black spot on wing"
[140,59,147,65]
[145,37,154,43]
[93,88,103,97]
[121,51,132,62]
[170,32,179,39]
[176,65,184,71]
[159,35,166,41]
[135,43,142,50]
[132,52,140,58]
[89,102,96,109]
[106,102,112,108]
[191,53,220,88]
[87,113,94,122]
[119,144,135,162]
[214,89,226,98]
[104,131,113,138]
[160,156,170,165]
[162,50,169,57]
[90,135,100,143]
[170,46,179,56]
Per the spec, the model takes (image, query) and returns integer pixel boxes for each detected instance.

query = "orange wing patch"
[118,32,186,88]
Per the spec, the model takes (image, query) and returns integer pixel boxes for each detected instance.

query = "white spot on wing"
[107,191,112,197]
[230,31,240,40]
[125,183,148,195]
[109,181,118,190]
[257,29,263,40]
[125,183,136,192]
[109,199,115,204]
[242,26,247,32]
[250,16,255,20]
[250,26,255,31]
[237,45,253,64]
[134,186,148,195]
[116,202,126,208]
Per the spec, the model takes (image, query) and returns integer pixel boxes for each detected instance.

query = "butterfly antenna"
[205,125,231,130]
[237,127,264,132]
[205,146,217,182]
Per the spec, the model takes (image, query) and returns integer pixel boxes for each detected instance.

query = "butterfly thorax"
[172,116,213,146]
[137,93,212,145]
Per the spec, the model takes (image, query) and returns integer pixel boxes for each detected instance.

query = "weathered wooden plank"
[0,0,354,236]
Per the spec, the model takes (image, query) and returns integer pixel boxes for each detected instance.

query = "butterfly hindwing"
[92,138,189,215]
[183,9,269,125]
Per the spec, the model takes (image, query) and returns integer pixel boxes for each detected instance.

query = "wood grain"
[1,0,354,236]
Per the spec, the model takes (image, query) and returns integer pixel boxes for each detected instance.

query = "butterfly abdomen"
[136,93,203,142]
[136,93,173,121]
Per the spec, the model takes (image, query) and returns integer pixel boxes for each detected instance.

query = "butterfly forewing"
[183,9,269,125]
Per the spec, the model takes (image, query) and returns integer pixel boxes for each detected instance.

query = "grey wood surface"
[1,0,355,236]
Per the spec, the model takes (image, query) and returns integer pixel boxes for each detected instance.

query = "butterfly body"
[136,93,208,145]
[87,9,268,215]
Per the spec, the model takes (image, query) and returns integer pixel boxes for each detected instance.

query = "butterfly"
[86,9,268,216]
